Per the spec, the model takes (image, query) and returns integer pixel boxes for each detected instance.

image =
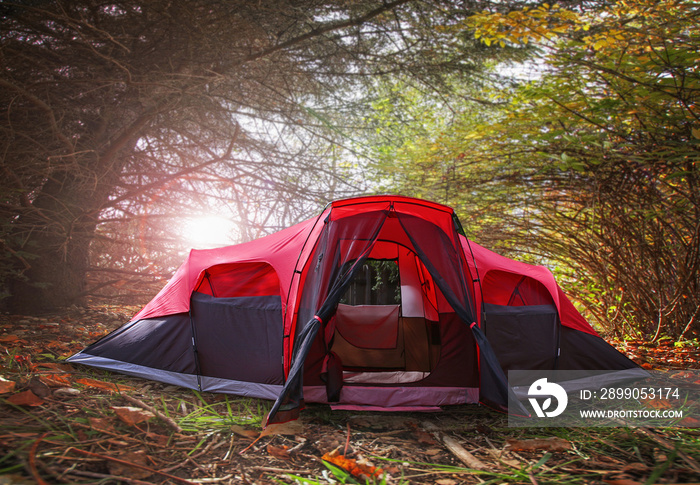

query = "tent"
[69,195,644,423]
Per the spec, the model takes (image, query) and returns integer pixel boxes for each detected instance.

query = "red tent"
[70,195,642,423]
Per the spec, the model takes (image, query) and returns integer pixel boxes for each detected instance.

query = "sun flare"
[182,215,237,248]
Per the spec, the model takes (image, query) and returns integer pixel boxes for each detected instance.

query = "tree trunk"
[8,171,106,314]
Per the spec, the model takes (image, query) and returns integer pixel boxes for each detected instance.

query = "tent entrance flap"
[267,207,391,424]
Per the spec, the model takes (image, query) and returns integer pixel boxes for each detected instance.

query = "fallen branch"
[422,421,488,471]
[121,394,183,432]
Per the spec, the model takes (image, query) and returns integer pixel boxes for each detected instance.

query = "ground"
[1,305,700,484]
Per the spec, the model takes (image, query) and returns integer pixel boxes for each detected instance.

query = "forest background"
[1,0,698,343]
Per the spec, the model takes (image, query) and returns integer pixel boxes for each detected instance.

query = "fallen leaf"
[39,374,73,388]
[678,416,700,427]
[230,425,259,439]
[107,451,153,480]
[621,463,649,474]
[89,417,116,433]
[145,432,169,446]
[35,362,73,373]
[28,376,51,398]
[0,335,21,343]
[267,444,291,460]
[642,398,673,410]
[436,480,458,485]
[506,437,572,452]
[322,449,383,480]
[75,377,133,393]
[6,390,44,407]
[263,420,304,436]
[0,376,16,394]
[414,428,438,445]
[112,406,155,426]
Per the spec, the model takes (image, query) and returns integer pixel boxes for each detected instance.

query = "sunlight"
[182,215,237,249]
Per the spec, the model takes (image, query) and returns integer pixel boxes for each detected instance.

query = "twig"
[121,393,183,432]
[191,475,234,483]
[29,433,51,485]
[65,469,155,485]
[422,421,488,471]
[344,422,351,456]
[251,465,315,475]
[66,447,197,485]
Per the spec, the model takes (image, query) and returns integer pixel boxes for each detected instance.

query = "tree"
[1,0,500,312]
[369,0,700,339]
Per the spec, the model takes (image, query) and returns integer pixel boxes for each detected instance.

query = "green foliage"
[368,0,700,340]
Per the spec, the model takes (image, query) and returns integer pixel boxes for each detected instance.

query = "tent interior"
[303,238,479,394]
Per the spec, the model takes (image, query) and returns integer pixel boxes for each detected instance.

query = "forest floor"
[1,305,700,484]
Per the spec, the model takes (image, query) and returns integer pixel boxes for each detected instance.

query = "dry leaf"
[6,390,44,407]
[642,398,673,410]
[0,335,21,343]
[75,377,133,393]
[0,376,16,394]
[107,451,153,480]
[436,480,458,485]
[322,449,383,480]
[39,373,73,388]
[621,463,649,474]
[678,416,700,427]
[262,420,304,436]
[35,362,73,373]
[89,417,116,433]
[112,406,155,426]
[145,431,170,446]
[230,425,259,439]
[28,376,51,398]
[267,444,291,461]
[414,428,438,445]
[506,437,572,452]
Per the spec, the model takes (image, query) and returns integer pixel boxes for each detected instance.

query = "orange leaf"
[36,362,73,372]
[322,449,383,480]
[6,390,44,406]
[0,335,20,343]
[642,398,673,410]
[112,406,155,426]
[75,377,133,393]
[267,444,291,461]
[39,374,73,388]
[506,437,573,452]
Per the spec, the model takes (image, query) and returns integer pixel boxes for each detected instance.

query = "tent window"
[482,271,554,307]
[340,259,401,306]
[194,262,280,298]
